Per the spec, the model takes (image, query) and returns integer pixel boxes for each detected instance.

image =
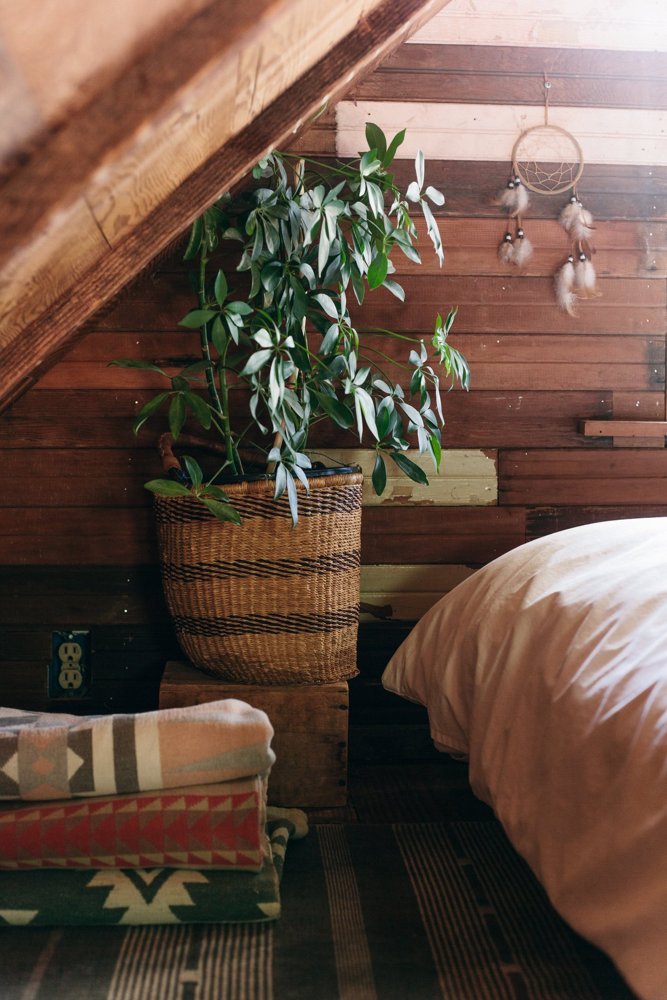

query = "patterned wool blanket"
[0,776,268,870]
[0,810,307,926]
[0,702,275,801]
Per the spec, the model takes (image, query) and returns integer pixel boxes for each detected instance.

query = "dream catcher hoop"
[496,77,599,313]
[511,123,584,196]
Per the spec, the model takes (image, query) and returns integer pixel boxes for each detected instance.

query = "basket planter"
[154,467,363,685]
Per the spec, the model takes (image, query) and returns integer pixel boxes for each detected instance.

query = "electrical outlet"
[48,630,91,698]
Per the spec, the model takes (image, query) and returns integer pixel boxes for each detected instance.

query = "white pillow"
[382,518,667,1000]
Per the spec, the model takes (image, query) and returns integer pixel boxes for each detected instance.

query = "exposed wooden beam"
[0,0,451,413]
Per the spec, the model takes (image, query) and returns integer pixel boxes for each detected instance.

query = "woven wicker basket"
[154,467,363,685]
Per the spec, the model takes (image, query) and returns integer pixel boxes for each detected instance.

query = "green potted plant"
[112,124,469,685]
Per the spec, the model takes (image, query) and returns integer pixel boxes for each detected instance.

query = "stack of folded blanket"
[0,702,306,926]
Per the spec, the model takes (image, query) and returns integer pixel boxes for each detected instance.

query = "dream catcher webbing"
[496,78,598,313]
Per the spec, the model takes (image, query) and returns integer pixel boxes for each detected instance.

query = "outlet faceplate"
[48,630,91,698]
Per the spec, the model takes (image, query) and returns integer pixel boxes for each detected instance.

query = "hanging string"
[543,74,551,126]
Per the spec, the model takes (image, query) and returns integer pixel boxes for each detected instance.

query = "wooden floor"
[306,758,494,824]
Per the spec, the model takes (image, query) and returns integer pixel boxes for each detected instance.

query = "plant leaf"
[365,180,385,217]
[182,455,203,488]
[372,453,387,495]
[367,252,388,289]
[313,293,339,320]
[179,308,217,329]
[319,324,340,355]
[391,451,429,485]
[211,316,227,354]
[109,359,167,375]
[382,278,405,301]
[285,471,299,525]
[226,301,253,316]
[421,199,444,267]
[428,432,442,471]
[253,328,274,349]
[169,394,187,438]
[399,400,424,427]
[355,386,379,440]
[180,360,210,377]
[240,349,272,376]
[407,178,422,203]
[425,185,445,206]
[183,217,204,261]
[201,498,242,525]
[144,479,191,497]
[274,463,287,499]
[311,390,354,429]
[132,391,170,435]
[365,123,387,161]
[383,128,406,166]
[184,391,212,429]
[203,484,231,502]
[375,396,394,439]
[214,270,228,306]
[415,149,425,189]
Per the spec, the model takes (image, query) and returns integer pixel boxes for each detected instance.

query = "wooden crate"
[159,661,349,807]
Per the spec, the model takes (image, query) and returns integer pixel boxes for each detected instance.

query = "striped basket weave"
[154,469,363,685]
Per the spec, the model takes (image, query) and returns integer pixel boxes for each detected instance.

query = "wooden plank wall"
[1,0,666,757]
[338,0,667,754]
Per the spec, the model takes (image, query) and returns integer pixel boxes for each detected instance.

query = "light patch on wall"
[336,102,667,167]
[360,563,476,621]
[307,448,498,506]
[408,0,667,52]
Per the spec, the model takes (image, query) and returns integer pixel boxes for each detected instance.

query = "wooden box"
[159,661,349,807]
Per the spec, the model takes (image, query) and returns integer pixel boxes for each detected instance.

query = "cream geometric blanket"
[0,701,275,800]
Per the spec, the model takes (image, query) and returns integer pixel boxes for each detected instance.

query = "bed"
[382,518,667,1000]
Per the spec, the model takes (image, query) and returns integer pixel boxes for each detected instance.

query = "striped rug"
[0,821,634,999]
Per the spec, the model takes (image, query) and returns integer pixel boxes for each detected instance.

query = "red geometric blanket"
[0,776,267,870]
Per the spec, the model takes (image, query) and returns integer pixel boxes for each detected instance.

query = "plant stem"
[218,339,243,475]
[197,252,225,421]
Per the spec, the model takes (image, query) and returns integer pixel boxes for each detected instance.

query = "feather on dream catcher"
[496,78,599,314]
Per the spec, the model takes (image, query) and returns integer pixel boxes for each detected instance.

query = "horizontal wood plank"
[409,1,667,52]
[353,45,667,109]
[336,101,667,166]
[382,43,667,84]
[391,161,667,222]
[503,478,667,505]
[34,357,663,395]
[308,447,498,506]
[0,508,158,565]
[0,446,497,509]
[527,505,667,540]
[83,272,667,343]
[580,419,667,438]
[360,563,475,620]
[0,567,169,625]
[361,506,526,564]
[0,388,622,451]
[281,149,667,221]
[501,447,667,505]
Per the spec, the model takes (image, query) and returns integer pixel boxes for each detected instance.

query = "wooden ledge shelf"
[579,420,667,448]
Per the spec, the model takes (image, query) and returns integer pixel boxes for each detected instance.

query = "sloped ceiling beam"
[0,0,451,412]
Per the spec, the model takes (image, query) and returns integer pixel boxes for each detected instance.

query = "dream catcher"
[496,78,598,313]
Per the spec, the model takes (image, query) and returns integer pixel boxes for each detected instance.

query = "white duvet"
[382,518,667,1000]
